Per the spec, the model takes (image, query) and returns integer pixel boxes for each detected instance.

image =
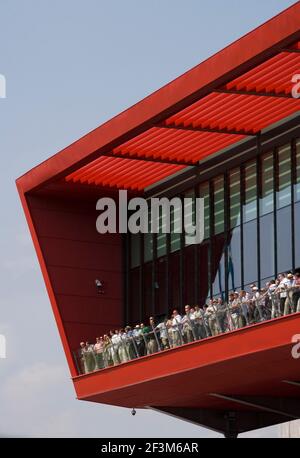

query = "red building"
[17,3,300,438]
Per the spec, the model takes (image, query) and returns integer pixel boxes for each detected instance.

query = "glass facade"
[128,137,300,323]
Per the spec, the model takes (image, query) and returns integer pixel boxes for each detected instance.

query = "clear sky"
[0,0,297,438]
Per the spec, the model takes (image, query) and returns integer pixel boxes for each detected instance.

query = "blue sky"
[0,0,297,438]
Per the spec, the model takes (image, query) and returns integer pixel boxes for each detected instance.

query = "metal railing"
[73,288,300,375]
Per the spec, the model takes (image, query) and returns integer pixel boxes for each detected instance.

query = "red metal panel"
[20,191,124,366]
[66,156,185,191]
[59,29,298,192]
[16,2,300,193]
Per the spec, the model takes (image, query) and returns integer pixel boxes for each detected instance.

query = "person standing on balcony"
[284,273,296,315]
[194,305,207,339]
[216,298,227,333]
[133,324,144,357]
[205,300,219,336]
[171,309,183,347]
[155,317,170,350]
[103,334,113,367]
[94,337,105,370]
[84,341,97,373]
[124,326,136,360]
[292,273,300,313]
[166,318,174,348]
[110,330,121,366]
[118,329,130,363]
[182,305,195,343]
[278,273,289,316]
[148,317,159,354]
[229,292,243,329]
[268,280,280,319]
[239,290,250,326]
[79,342,88,374]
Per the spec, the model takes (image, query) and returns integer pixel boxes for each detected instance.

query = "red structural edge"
[16,183,78,376]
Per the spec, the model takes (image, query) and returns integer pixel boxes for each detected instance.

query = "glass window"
[170,252,181,309]
[143,263,153,318]
[130,233,141,268]
[144,233,153,263]
[144,208,153,262]
[277,206,292,273]
[295,202,300,268]
[156,257,168,316]
[228,226,242,291]
[243,161,257,223]
[277,144,291,209]
[129,268,140,324]
[170,202,181,253]
[198,243,210,306]
[157,209,167,258]
[199,182,210,240]
[229,168,241,228]
[184,189,196,246]
[243,220,258,285]
[295,140,300,203]
[260,152,274,216]
[260,213,275,280]
[184,245,196,304]
[213,176,225,235]
[212,235,226,297]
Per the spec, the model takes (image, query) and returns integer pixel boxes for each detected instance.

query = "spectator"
[94,337,105,369]
[182,305,195,343]
[171,310,183,347]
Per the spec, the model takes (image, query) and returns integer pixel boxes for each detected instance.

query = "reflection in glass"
[243,161,257,223]
[212,235,226,298]
[198,243,210,306]
[260,152,274,216]
[170,252,180,309]
[277,206,292,273]
[199,182,210,240]
[228,226,241,291]
[184,189,196,246]
[144,208,153,262]
[130,233,141,268]
[129,268,140,323]
[144,233,153,262]
[260,213,275,280]
[156,257,168,316]
[243,220,258,285]
[157,209,167,258]
[295,140,300,203]
[170,203,181,253]
[277,144,291,209]
[184,245,196,304]
[229,168,241,228]
[143,263,153,317]
[213,176,225,235]
[295,202,300,268]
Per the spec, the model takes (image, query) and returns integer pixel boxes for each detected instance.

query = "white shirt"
[111,334,121,346]
[172,314,182,330]
[279,278,289,298]
[156,322,168,339]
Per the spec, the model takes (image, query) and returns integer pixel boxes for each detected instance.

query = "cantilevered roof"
[17,2,300,193]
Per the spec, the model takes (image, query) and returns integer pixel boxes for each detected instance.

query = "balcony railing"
[73,286,300,375]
